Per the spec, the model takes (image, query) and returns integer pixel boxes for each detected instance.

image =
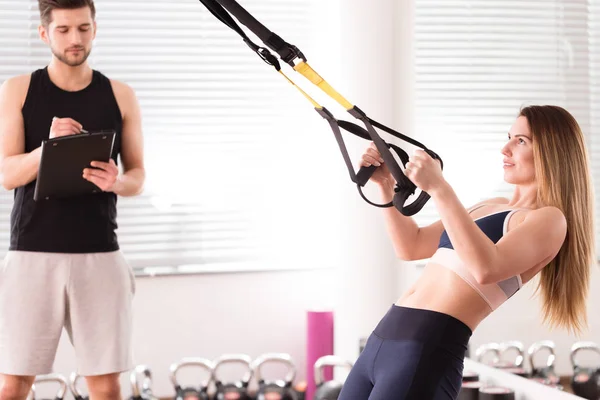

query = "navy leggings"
[338,305,472,400]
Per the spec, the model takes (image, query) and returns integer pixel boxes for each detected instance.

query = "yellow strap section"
[293,62,353,111]
[278,70,322,109]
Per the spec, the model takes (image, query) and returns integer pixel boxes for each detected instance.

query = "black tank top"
[10,66,123,253]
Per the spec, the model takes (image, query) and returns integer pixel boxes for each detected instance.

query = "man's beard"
[51,44,91,67]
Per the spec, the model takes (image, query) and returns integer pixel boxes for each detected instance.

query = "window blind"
[413,0,599,252]
[0,0,319,274]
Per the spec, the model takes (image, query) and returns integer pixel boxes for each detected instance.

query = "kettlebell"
[212,354,253,400]
[497,341,528,377]
[475,343,500,366]
[30,373,69,400]
[170,357,215,400]
[68,372,89,400]
[313,355,353,400]
[130,364,159,400]
[251,353,298,400]
[527,340,560,386]
[570,341,600,400]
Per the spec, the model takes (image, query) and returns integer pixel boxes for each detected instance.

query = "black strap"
[317,108,442,216]
[214,0,306,65]
[199,0,282,70]
[348,106,443,216]
[197,0,444,216]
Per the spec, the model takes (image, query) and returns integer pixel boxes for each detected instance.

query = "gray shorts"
[0,250,136,376]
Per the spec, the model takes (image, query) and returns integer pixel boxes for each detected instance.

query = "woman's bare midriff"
[394,204,542,331]
[395,258,541,332]
[395,262,494,332]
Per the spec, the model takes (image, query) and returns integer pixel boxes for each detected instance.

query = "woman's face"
[501,116,536,185]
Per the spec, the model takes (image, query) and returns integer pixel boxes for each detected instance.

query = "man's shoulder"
[1,73,32,93]
[108,78,135,98]
[0,73,33,106]
[106,78,139,120]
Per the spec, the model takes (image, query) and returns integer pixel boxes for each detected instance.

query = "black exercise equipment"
[313,355,353,400]
[570,341,600,400]
[30,374,69,400]
[458,381,483,400]
[475,343,501,367]
[170,357,214,400]
[130,364,160,400]
[527,340,560,386]
[496,341,528,377]
[68,372,89,400]
[461,371,479,383]
[212,354,253,400]
[251,353,298,400]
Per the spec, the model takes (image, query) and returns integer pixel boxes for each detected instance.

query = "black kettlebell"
[68,372,89,400]
[475,343,501,366]
[212,354,253,400]
[496,341,528,377]
[251,353,298,400]
[313,355,353,400]
[130,364,160,400]
[30,373,69,400]
[170,357,214,400]
[570,341,600,400]
[527,340,560,386]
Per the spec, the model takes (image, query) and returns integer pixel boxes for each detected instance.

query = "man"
[0,1,144,399]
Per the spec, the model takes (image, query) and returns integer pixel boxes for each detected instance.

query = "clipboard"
[34,130,116,201]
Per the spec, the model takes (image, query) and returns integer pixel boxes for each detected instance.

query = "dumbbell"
[170,357,214,400]
[212,354,253,400]
[527,340,560,386]
[251,353,298,400]
[496,341,528,377]
[570,341,600,400]
[313,355,353,400]
[130,364,159,400]
[69,372,89,400]
[30,373,69,400]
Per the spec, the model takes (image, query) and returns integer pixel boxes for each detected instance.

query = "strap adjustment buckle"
[282,44,307,67]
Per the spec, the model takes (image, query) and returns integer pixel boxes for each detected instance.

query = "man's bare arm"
[0,75,42,191]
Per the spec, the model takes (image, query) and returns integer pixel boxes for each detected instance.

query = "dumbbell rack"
[464,358,582,400]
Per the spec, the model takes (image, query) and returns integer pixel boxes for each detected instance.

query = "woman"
[337,105,595,400]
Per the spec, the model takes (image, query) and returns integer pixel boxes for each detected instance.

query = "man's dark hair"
[38,0,96,26]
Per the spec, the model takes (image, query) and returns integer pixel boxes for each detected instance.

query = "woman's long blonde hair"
[520,105,595,336]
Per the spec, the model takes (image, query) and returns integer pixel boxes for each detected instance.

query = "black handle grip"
[425,149,444,170]
[356,165,378,186]
[396,191,431,216]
